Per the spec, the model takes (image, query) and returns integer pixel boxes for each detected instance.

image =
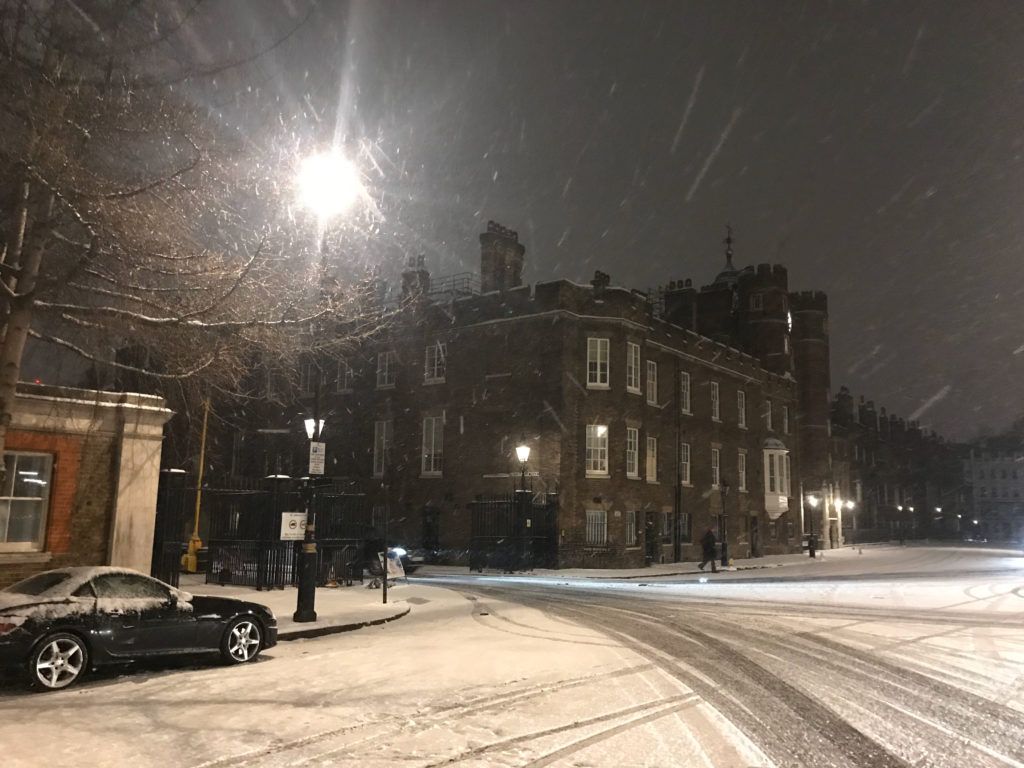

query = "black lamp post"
[515,441,531,492]
[719,477,730,567]
[293,413,325,623]
[806,494,820,558]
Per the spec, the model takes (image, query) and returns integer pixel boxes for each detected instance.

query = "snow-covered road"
[1,545,1021,767]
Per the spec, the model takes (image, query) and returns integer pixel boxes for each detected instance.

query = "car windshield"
[2,571,72,596]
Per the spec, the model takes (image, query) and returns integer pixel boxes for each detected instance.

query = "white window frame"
[421,415,444,477]
[372,420,393,478]
[738,450,747,492]
[625,510,637,546]
[586,509,608,545]
[625,427,639,479]
[1,452,53,552]
[587,338,610,389]
[336,360,354,393]
[680,442,691,485]
[626,342,641,394]
[737,390,746,429]
[680,372,691,414]
[646,436,658,482]
[299,361,325,396]
[711,381,720,421]
[765,398,773,431]
[377,350,397,389]
[782,405,789,434]
[424,341,447,384]
[763,449,790,496]
[646,360,658,405]
[750,293,763,311]
[585,424,609,476]
[711,447,720,488]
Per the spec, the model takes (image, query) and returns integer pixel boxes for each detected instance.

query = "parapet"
[790,290,828,312]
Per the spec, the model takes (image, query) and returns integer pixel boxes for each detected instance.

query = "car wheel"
[29,633,89,691]
[220,616,263,664]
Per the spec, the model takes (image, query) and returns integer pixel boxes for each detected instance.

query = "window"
[765,398,773,430]
[782,405,789,434]
[92,573,169,600]
[1,452,53,551]
[680,442,691,485]
[336,360,354,393]
[586,425,609,476]
[625,510,637,546]
[737,390,746,428]
[738,451,747,492]
[784,453,791,496]
[299,361,325,395]
[750,293,763,311]
[854,479,863,502]
[764,450,791,496]
[372,420,393,478]
[711,447,720,488]
[587,338,610,388]
[679,511,692,543]
[711,382,720,421]
[421,415,444,476]
[625,427,639,478]
[377,350,397,388]
[646,360,658,404]
[680,372,691,414]
[586,509,608,545]
[661,511,672,539]
[646,436,658,482]
[424,341,447,383]
[626,342,641,393]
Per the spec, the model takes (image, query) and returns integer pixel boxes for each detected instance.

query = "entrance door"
[750,516,760,558]
[644,512,659,564]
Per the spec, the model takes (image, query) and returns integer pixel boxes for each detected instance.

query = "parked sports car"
[0,567,277,691]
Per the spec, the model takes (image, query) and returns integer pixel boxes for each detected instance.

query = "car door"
[91,573,197,656]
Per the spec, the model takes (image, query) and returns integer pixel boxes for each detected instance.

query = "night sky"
[37,1,1024,441]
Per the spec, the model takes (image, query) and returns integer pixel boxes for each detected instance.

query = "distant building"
[963,440,1024,542]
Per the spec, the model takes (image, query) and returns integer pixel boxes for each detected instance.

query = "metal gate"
[469,492,558,572]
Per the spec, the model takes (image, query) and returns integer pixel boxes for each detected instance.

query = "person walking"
[699,526,718,573]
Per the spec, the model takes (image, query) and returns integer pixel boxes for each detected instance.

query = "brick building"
[963,438,1024,543]
[0,383,171,587]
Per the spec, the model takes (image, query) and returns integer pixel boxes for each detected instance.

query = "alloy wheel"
[34,637,85,690]
[227,620,261,662]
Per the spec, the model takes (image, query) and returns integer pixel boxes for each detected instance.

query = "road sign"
[309,441,326,475]
[280,512,307,541]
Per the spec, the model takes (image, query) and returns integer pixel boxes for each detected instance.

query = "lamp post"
[806,494,820,558]
[514,440,531,571]
[844,499,856,546]
[293,414,325,623]
[515,441,531,492]
[720,477,731,567]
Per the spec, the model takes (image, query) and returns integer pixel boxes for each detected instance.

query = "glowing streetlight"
[805,494,820,558]
[296,150,364,221]
[515,441,531,492]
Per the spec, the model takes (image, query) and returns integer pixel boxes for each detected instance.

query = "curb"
[278,606,411,641]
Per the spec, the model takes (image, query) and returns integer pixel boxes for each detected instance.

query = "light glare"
[297,151,363,220]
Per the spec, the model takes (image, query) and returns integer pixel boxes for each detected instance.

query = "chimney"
[479,221,525,293]
[663,277,697,330]
[401,254,430,299]
[591,270,611,294]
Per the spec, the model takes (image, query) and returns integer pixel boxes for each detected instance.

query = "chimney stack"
[479,221,525,293]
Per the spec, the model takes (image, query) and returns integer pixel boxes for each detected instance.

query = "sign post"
[309,441,326,475]
[280,512,307,541]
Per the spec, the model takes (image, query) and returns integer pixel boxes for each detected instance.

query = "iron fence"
[469,492,558,571]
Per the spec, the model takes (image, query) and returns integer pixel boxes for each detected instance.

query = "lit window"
[421,415,444,476]
[587,338,610,388]
[646,436,658,482]
[737,390,746,429]
[680,442,691,485]
[586,509,607,545]
[1,453,52,551]
[738,451,747,492]
[711,447,720,488]
[586,424,609,476]
[377,351,397,388]
[625,427,639,479]
[424,341,447,383]
[646,360,658,405]
[711,382,720,421]
[680,372,691,414]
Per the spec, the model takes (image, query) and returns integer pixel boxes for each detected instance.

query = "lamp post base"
[293,545,318,623]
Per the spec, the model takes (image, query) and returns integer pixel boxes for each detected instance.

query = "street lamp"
[720,477,731,567]
[296,150,364,221]
[515,441,531,492]
[293,414,326,623]
[806,494,820,558]
[844,499,856,546]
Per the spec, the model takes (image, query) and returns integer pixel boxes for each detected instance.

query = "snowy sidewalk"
[418,542,898,581]
[179,574,412,639]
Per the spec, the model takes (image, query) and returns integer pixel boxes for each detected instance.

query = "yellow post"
[181,397,210,573]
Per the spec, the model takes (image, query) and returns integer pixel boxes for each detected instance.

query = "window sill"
[681,410,692,416]
[586,383,610,390]
[646,400,659,407]
[377,383,396,390]
[626,474,641,481]
[0,551,52,565]
[739,425,748,430]
[423,378,446,386]
[646,479,659,485]
[681,482,693,487]
[420,472,442,479]
[335,389,353,395]
[712,417,722,423]
[585,473,611,479]
[626,388,642,396]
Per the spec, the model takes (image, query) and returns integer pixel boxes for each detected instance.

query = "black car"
[0,566,277,691]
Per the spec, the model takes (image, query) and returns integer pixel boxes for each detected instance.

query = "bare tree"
[0,1,383,468]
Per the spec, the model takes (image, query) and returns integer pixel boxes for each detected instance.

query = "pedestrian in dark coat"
[699,527,718,573]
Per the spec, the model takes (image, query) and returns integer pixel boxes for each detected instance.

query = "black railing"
[469,492,558,572]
